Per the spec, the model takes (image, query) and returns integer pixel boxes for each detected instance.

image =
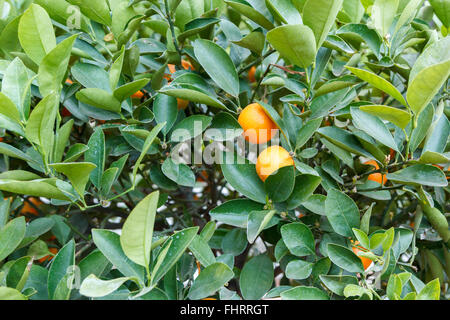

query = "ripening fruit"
[238,103,278,144]
[364,160,387,185]
[38,247,59,263]
[248,66,256,83]
[351,241,372,270]
[256,146,294,182]
[61,107,72,117]
[20,197,42,216]
[131,90,145,99]
[65,78,73,85]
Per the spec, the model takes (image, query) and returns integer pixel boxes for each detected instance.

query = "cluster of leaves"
[0,0,449,300]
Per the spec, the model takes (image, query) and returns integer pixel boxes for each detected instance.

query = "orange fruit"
[364,160,387,185]
[351,241,372,270]
[131,91,145,99]
[256,146,294,182]
[197,170,209,182]
[202,298,217,300]
[20,197,42,216]
[177,98,189,110]
[65,78,73,85]
[248,66,256,83]
[38,247,58,263]
[0,137,3,142]
[297,212,305,218]
[238,103,278,144]
[389,148,395,161]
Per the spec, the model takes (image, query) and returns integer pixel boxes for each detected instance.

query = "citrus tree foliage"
[0,0,449,301]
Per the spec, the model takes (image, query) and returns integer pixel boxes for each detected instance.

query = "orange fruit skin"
[202,298,217,300]
[177,98,189,110]
[364,160,387,185]
[20,197,42,216]
[352,245,372,270]
[65,78,73,85]
[248,66,256,83]
[38,247,59,263]
[0,137,3,142]
[238,103,278,144]
[131,91,144,99]
[256,146,294,182]
[61,107,72,117]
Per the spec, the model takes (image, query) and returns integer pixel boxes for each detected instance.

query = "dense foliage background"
[0,0,449,300]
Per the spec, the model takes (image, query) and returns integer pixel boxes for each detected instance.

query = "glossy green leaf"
[188,262,234,300]
[359,105,411,129]
[327,243,364,273]
[47,239,75,299]
[80,275,138,298]
[281,222,315,256]
[0,217,26,261]
[210,199,265,228]
[239,254,274,300]
[386,164,448,187]
[267,24,316,68]
[372,0,399,37]
[120,191,159,267]
[281,286,329,300]
[49,162,96,197]
[76,88,122,113]
[247,210,276,243]
[325,188,360,237]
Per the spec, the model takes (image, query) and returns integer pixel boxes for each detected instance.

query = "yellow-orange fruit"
[131,91,144,99]
[256,146,294,182]
[248,66,256,83]
[351,241,372,270]
[167,60,194,109]
[238,103,278,144]
[20,197,42,216]
[365,160,387,185]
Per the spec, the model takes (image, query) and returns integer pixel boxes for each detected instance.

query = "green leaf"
[327,243,364,273]
[49,162,96,197]
[350,107,398,151]
[280,222,315,256]
[54,119,74,163]
[161,158,195,187]
[303,0,344,49]
[1,57,31,120]
[287,174,322,210]
[113,79,150,102]
[0,287,27,300]
[0,178,71,200]
[25,93,58,159]
[387,164,448,187]
[417,278,440,300]
[0,142,34,163]
[85,128,105,189]
[239,254,274,300]
[48,239,75,299]
[193,39,239,97]
[80,275,138,298]
[320,275,359,296]
[359,105,411,129]
[0,92,21,123]
[407,37,450,116]
[76,88,122,113]
[120,191,159,267]
[38,35,77,97]
[352,228,370,249]
[266,0,302,24]
[188,262,234,300]
[170,115,212,142]
[151,227,199,284]
[247,210,276,243]
[325,188,360,237]
[264,166,295,203]
[285,260,314,280]
[159,84,229,110]
[267,24,316,68]
[92,229,145,283]
[410,103,434,153]
[317,126,373,158]
[18,4,56,65]
[346,67,407,106]
[66,0,112,25]
[154,94,178,136]
[429,0,450,27]
[337,23,382,58]
[210,199,265,228]
[281,286,329,300]
[224,0,275,30]
[231,30,265,55]
[296,118,322,149]
[188,235,216,267]
[0,217,26,261]
[221,154,266,203]
[372,0,399,37]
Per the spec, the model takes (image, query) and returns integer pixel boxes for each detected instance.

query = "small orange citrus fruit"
[256,146,294,182]
[364,160,387,185]
[20,197,42,216]
[248,66,256,83]
[238,103,278,144]
[351,241,372,270]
